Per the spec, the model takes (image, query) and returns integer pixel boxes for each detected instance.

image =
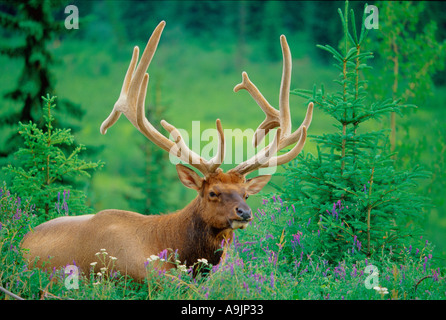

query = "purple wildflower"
[433,268,440,282]
[253,210,260,220]
[14,208,21,220]
[291,204,295,213]
[351,265,357,277]
[270,272,275,288]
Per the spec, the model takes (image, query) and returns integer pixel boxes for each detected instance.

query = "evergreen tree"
[0,0,84,158]
[287,2,430,262]
[3,95,103,222]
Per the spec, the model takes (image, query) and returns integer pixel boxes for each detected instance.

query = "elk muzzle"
[231,202,252,230]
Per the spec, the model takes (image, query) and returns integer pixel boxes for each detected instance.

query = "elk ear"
[245,175,271,195]
[176,164,204,191]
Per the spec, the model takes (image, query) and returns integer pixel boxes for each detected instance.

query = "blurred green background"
[0,1,445,263]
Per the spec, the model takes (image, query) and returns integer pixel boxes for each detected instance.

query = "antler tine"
[229,127,282,176]
[99,46,139,135]
[230,34,313,176]
[101,20,226,177]
[234,72,280,148]
[208,119,225,172]
[128,21,166,106]
[279,35,292,137]
[100,21,166,134]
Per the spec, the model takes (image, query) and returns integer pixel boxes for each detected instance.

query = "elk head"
[100,20,313,233]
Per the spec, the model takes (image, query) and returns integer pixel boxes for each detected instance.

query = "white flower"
[178,265,188,272]
[197,258,208,265]
[90,262,97,266]
[147,255,160,262]
[96,250,108,256]
[110,256,118,261]
[373,286,389,294]
[100,267,107,273]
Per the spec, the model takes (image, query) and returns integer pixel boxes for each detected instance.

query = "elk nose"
[236,207,252,220]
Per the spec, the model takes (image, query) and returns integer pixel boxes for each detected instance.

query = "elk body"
[21,21,313,282]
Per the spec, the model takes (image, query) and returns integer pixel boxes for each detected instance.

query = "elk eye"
[209,191,218,198]
[245,194,249,200]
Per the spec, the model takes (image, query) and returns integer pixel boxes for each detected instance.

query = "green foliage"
[0,0,85,158]
[288,2,431,262]
[3,95,103,221]
[368,1,446,104]
[365,1,446,154]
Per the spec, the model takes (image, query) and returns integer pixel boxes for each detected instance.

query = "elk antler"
[100,21,225,176]
[229,35,313,176]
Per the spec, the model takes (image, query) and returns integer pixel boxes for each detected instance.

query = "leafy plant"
[286,1,431,262]
[3,95,103,221]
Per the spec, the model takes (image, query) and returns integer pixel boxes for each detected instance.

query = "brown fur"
[20,166,270,282]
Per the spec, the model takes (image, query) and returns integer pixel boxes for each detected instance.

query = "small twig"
[414,275,433,293]
[0,286,25,300]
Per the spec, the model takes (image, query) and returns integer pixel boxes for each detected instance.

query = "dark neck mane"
[179,197,233,267]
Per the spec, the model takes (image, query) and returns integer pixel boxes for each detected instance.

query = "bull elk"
[21,21,313,282]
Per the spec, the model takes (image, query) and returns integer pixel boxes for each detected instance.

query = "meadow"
[1,185,444,300]
[1,1,445,300]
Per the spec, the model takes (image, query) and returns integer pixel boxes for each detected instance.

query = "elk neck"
[173,196,233,267]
